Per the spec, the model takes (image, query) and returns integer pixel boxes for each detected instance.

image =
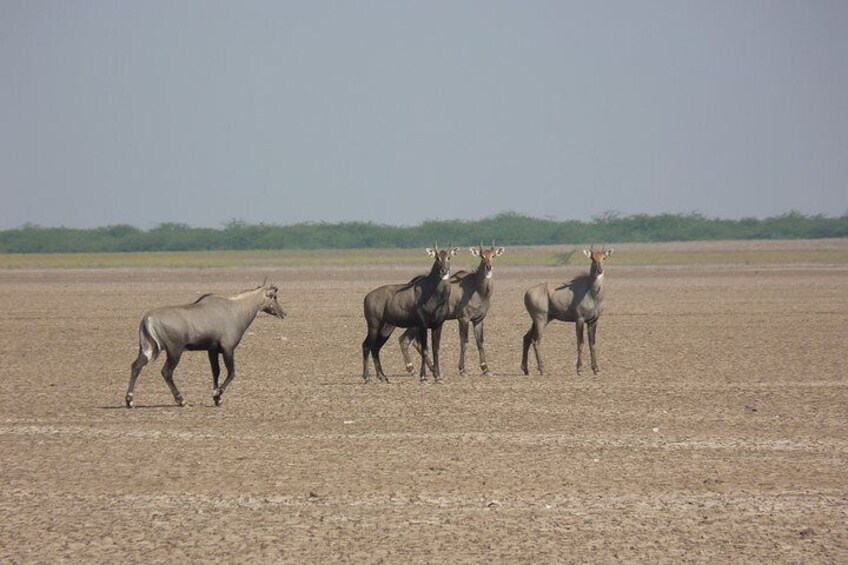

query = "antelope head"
[426,245,459,280]
[260,283,287,319]
[470,242,505,279]
[583,245,614,277]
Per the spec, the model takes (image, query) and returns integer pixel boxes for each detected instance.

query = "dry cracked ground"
[1,240,846,563]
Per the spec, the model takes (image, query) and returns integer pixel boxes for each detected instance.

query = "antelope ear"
[605,248,614,257]
[450,247,460,256]
[495,247,505,256]
[470,247,480,257]
[426,248,436,257]
[583,249,592,258]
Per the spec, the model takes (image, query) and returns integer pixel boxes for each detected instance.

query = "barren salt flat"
[1,240,846,563]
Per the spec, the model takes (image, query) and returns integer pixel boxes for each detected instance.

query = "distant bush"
[0,211,845,253]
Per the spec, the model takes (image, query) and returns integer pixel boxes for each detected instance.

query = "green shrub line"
[1,211,846,254]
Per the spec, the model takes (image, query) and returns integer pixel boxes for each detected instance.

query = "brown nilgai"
[399,244,505,376]
[362,246,458,383]
[125,282,286,408]
[521,246,614,376]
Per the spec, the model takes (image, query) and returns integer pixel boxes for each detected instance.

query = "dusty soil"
[1,243,846,563]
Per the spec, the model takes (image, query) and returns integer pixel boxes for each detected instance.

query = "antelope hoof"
[480,363,490,375]
[405,363,415,375]
[213,395,223,407]
[176,396,186,407]
[125,395,134,409]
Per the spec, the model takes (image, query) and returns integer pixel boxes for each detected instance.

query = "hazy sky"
[2,1,846,230]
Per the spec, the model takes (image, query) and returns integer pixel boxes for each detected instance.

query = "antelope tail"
[139,317,163,362]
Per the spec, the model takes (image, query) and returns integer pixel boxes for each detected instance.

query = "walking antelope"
[125,282,286,407]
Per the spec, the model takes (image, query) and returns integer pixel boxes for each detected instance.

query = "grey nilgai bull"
[362,246,458,383]
[125,282,286,408]
[399,244,505,376]
[521,247,614,376]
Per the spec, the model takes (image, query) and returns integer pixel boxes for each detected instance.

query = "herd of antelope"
[125,244,613,408]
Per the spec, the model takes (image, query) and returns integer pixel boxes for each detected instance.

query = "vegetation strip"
[2,212,845,254]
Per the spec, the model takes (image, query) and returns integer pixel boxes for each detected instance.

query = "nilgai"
[399,244,505,376]
[125,282,286,408]
[362,246,458,383]
[521,247,614,376]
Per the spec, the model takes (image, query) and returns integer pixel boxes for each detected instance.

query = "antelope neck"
[429,261,449,281]
[476,263,493,282]
[232,290,265,320]
[590,269,605,294]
